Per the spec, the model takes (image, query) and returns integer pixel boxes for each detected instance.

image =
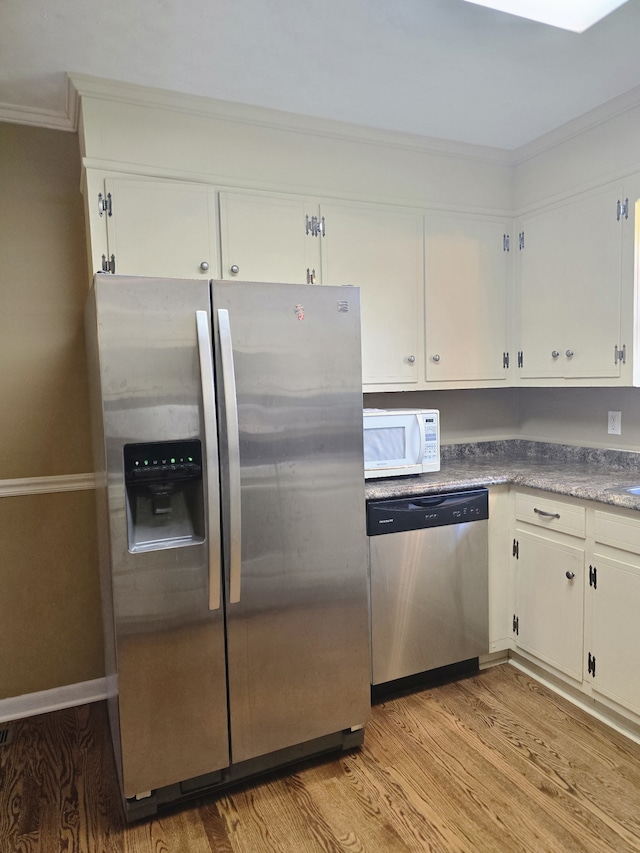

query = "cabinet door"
[219,191,320,284]
[104,177,218,279]
[620,180,640,386]
[424,215,509,382]
[320,202,422,386]
[516,185,623,381]
[514,528,584,681]
[489,486,512,652]
[588,552,640,716]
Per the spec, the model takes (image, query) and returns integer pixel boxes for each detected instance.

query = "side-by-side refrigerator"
[85,275,370,820]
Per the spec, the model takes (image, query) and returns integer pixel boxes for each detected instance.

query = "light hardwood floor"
[2,663,640,852]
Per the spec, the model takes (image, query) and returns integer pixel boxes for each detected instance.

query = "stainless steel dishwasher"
[367,489,489,688]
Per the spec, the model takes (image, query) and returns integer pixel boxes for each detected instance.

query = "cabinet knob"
[199,261,209,272]
[566,349,574,358]
[230,264,240,275]
[432,354,440,363]
[551,350,560,359]
[566,571,575,580]
[407,355,416,364]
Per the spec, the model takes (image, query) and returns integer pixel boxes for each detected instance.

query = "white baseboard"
[0,678,108,723]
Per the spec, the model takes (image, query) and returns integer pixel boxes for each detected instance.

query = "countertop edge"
[364,442,640,512]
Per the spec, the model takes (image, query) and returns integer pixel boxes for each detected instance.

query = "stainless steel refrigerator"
[85,275,370,820]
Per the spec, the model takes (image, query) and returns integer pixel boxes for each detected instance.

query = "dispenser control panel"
[124,440,202,484]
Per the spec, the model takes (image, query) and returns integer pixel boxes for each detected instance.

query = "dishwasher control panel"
[366,489,489,535]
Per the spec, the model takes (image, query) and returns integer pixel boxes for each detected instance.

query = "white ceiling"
[2,0,640,150]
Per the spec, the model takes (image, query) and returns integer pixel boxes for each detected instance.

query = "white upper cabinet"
[424,214,510,384]
[218,191,424,387]
[319,201,423,387]
[94,176,219,280]
[83,168,640,391]
[515,183,632,384]
[219,191,319,285]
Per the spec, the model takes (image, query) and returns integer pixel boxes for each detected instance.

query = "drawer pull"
[566,571,575,580]
[534,507,561,519]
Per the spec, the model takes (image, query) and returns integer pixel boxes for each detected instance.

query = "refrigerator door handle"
[196,310,222,611]
[217,308,242,604]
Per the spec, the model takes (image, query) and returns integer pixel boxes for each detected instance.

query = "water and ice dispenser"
[123,439,205,552]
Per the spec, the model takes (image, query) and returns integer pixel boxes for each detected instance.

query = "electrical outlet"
[608,411,622,435]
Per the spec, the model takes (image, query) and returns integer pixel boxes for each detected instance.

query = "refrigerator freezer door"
[91,276,230,797]
[212,281,370,765]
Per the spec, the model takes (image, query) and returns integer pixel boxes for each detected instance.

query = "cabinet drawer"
[515,493,585,538]
[594,510,640,554]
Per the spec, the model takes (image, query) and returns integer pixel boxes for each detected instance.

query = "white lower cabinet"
[586,551,640,717]
[512,490,587,683]
[513,527,585,682]
[585,510,640,718]
[509,491,640,730]
[488,486,512,652]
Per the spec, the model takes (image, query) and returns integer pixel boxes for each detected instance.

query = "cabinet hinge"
[614,344,627,365]
[512,539,519,559]
[518,231,525,250]
[587,652,596,677]
[503,352,509,369]
[503,234,510,252]
[512,614,519,635]
[517,351,524,368]
[589,564,597,589]
[98,192,112,217]
[305,215,325,237]
[100,253,116,274]
[616,198,629,222]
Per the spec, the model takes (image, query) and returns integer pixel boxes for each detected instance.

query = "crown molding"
[0,102,73,132]
[4,71,640,166]
[67,73,512,166]
[0,77,79,132]
[512,83,640,164]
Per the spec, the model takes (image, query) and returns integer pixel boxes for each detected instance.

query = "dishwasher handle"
[409,496,447,508]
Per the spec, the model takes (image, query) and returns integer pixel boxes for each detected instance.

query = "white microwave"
[363,409,440,479]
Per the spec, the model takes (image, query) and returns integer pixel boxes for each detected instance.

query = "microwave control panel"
[421,414,439,466]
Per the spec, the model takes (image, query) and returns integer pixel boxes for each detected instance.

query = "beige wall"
[518,387,640,452]
[0,123,103,699]
[368,387,640,453]
[364,389,521,445]
[0,123,93,478]
[0,490,101,696]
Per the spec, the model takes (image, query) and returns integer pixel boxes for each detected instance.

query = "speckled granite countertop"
[364,441,640,511]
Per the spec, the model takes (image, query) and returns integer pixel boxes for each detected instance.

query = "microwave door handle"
[416,413,426,464]
[217,308,242,604]
[196,310,222,611]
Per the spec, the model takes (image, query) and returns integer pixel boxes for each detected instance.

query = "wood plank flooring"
[2,663,640,852]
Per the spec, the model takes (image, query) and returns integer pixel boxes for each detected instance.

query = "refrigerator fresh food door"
[212,281,370,764]
[91,276,230,798]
